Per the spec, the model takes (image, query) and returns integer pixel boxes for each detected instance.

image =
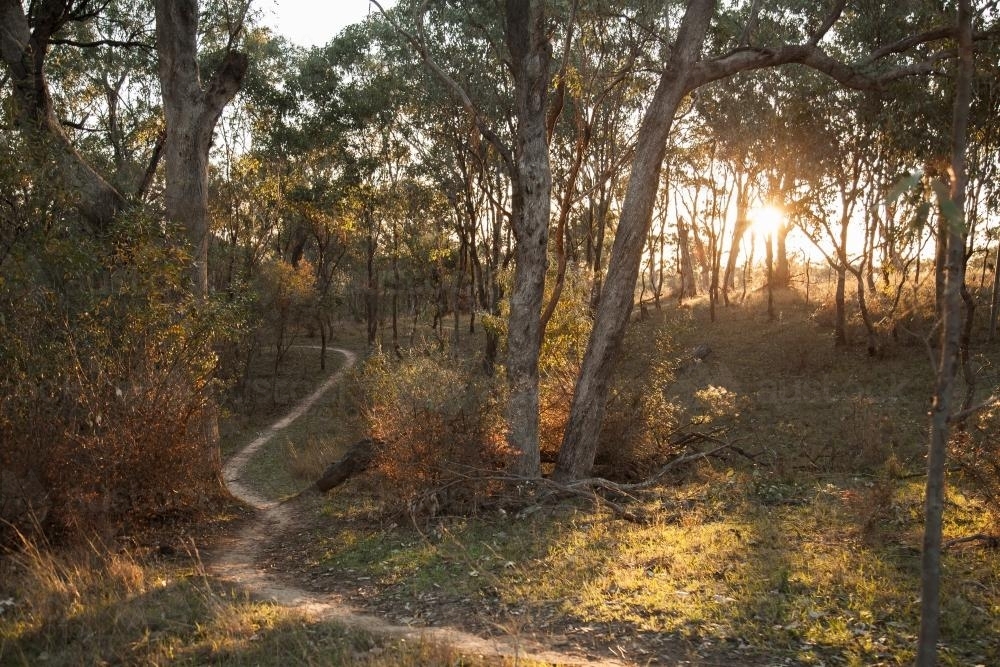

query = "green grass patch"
[301,474,998,665]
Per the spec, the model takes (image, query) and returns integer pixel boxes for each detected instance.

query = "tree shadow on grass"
[1,567,491,667]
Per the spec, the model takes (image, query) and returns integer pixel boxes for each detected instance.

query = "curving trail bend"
[214,347,624,666]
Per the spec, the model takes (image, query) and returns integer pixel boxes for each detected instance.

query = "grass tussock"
[0,532,500,666]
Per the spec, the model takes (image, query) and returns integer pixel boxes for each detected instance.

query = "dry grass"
[283,291,1000,665]
[9,287,1000,666]
[0,532,503,666]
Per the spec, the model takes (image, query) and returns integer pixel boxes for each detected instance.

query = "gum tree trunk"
[504,0,551,478]
[554,0,714,481]
[155,0,246,297]
[154,0,247,474]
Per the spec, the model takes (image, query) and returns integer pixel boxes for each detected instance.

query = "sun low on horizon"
[749,204,784,239]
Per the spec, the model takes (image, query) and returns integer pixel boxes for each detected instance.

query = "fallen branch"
[312,438,379,493]
[424,436,747,524]
[943,533,1000,550]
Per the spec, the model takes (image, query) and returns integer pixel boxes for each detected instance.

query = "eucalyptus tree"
[555,0,977,481]
[0,0,251,531]
[0,0,153,227]
[371,0,563,476]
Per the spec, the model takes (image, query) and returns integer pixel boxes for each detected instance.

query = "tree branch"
[948,393,1000,425]
[808,0,847,47]
[369,0,516,177]
[49,37,151,49]
[861,25,955,65]
[689,43,952,93]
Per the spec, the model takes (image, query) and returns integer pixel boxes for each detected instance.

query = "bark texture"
[154,0,247,296]
[0,0,125,229]
[554,0,715,481]
[503,0,551,478]
[154,0,246,476]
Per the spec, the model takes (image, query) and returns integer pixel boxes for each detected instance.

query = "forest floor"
[3,291,1000,665]
[237,290,999,666]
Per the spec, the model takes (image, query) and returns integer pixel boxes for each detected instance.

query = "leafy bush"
[0,216,240,544]
[361,350,513,516]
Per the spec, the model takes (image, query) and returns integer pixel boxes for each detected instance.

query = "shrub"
[0,215,240,545]
[597,315,685,478]
[361,350,513,516]
[534,268,685,478]
[952,407,1000,532]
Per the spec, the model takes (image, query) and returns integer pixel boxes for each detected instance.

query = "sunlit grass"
[0,526,510,666]
[302,473,998,666]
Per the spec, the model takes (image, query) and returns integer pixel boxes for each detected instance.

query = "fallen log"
[313,438,379,493]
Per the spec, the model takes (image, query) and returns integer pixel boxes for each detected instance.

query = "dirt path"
[214,348,624,666]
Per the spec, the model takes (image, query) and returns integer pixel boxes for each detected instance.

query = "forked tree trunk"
[155,0,246,296]
[554,1,714,481]
[722,173,751,304]
[154,0,247,473]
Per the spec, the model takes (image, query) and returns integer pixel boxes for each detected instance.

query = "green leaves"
[885,170,923,205]
[886,170,965,236]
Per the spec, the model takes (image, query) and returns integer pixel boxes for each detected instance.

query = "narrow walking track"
[214,348,624,666]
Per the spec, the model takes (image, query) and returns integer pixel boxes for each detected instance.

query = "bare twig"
[948,394,1000,425]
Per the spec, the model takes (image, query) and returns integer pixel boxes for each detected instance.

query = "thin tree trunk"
[774,222,791,287]
[366,231,378,348]
[589,191,610,313]
[804,255,811,305]
[834,264,847,346]
[834,213,849,347]
[989,244,1000,340]
[677,215,697,298]
[852,264,878,356]
[722,174,750,303]
[917,1,972,663]
[766,232,774,321]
